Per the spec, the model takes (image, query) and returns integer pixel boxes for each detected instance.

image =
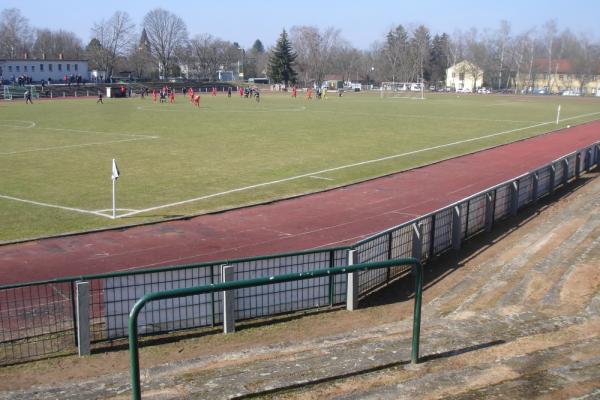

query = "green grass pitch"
[1,91,599,242]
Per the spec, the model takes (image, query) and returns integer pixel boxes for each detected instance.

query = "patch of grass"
[1,92,599,242]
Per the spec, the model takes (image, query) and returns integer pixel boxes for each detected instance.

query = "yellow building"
[519,59,600,95]
[446,61,483,92]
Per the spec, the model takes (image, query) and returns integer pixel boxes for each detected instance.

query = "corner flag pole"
[556,104,561,125]
[111,159,120,219]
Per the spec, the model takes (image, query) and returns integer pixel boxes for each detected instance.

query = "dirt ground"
[0,172,599,399]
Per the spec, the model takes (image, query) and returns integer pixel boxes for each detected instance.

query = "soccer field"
[1,91,599,242]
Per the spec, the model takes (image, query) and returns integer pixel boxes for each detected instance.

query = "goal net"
[380,82,424,100]
[2,85,12,101]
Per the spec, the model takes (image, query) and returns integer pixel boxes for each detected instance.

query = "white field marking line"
[0,194,113,219]
[309,175,335,181]
[0,120,36,129]
[0,137,155,155]
[37,126,159,139]
[117,111,600,219]
[310,109,542,124]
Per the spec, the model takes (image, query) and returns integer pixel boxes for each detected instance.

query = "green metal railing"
[128,258,423,400]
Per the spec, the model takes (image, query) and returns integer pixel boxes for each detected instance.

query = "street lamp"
[237,47,245,81]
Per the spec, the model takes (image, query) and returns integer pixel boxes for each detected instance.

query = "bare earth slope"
[0,171,598,399]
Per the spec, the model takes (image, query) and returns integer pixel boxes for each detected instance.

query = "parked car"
[561,90,580,96]
[477,87,491,94]
[456,87,472,93]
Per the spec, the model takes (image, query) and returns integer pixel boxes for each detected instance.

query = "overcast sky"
[4,0,600,49]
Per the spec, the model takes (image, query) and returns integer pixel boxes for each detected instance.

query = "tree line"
[1,7,598,90]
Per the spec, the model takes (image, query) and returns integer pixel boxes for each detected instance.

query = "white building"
[0,56,89,83]
[446,60,484,91]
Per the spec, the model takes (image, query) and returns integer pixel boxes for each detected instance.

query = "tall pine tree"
[268,29,297,86]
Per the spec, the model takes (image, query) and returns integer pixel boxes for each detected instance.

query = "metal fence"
[0,142,598,365]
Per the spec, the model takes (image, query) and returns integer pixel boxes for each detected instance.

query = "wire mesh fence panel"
[0,282,75,364]
[388,225,414,280]
[554,161,565,189]
[432,208,453,255]
[419,216,433,263]
[494,184,511,221]
[355,234,391,295]
[566,154,576,179]
[231,251,339,320]
[331,249,349,305]
[95,266,218,340]
[459,202,468,240]
[537,167,552,199]
[466,194,487,238]
[518,174,534,209]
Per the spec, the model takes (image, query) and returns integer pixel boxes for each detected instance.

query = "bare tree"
[0,8,33,58]
[142,8,188,78]
[188,34,238,80]
[290,26,341,87]
[495,20,511,90]
[541,20,558,90]
[33,29,84,59]
[89,11,135,78]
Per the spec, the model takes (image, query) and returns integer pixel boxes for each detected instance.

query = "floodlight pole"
[112,178,117,219]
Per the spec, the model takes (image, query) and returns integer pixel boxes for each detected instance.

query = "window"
[58,64,62,71]
[49,64,53,71]
[8,66,12,72]
[24,65,28,72]
[459,72,465,81]
[74,64,78,71]
[452,72,456,78]
[16,66,20,72]
[31,66,35,72]
[559,74,564,80]
[40,64,44,72]
[66,64,70,71]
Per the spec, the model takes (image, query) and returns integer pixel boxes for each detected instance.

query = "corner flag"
[111,159,120,181]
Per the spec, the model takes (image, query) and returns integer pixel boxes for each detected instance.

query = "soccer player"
[152,89,157,103]
[169,90,175,103]
[96,90,103,104]
[188,87,194,103]
[239,86,244,97]
[25,90,33,104]
[211,86,217,96]
[193,94,201,107]
[306,88,313,100]
[291,86,297,98]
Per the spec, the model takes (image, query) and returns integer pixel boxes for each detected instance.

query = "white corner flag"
[111,159,120,219]
[112,158,120,181]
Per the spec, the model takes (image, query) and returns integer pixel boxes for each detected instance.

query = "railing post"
[76,281,91,356]
[510,180,519,216]
[346,250,358,311]
[328,250,336,306]
[411,223,423,261]
[386,231,393,281]
[575,152,582,178]
[452,205,462,251]
[428,214,436,259]
[485,192,494,233]
[532,172,539,204]
[411,262,423,364]
[221,265,235,333]
[586,148,592,172]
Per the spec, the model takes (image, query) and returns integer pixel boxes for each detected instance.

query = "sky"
[3,0,600,50]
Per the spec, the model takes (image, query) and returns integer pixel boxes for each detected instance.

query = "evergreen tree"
[268,29,297,86]
[252,39,265,54]
[429,33,450,87]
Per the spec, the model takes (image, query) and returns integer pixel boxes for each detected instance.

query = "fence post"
[76,281,91,356]
[532,172,539,204]
[346,250,358,311]
[411,223,423,261]
[510,180,519,216]
[428,213,437,259]
[386,231,393,281]
[575,152,581,178]
[549,164,556,194]
[328,250,336,306]
[586,148,592,172]
[452,205,462,251]
[221,265,235,333]
[485,192,494,233]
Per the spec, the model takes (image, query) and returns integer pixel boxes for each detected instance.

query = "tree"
[290,26,341,87]
[382,25,409,83]
[128,29,154,79]
[541,20,558,90]
[430,33,450,86]
[251,39,265,54]
[33,29,83,59]
[0,8,32,58]
[411,25,431,82]
[142,8,188,78]
[268,29,297,86]
[89,11,135,78]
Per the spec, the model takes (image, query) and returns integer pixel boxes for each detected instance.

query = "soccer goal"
[2,85,12,101]
[380,81,425,100]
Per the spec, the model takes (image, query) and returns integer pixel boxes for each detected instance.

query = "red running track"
[1,121,599,285]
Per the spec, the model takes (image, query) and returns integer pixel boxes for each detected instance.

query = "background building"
[0,55,89,83]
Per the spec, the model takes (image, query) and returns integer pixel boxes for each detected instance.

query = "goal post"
[380,81,424,100]
[3,85,12,101]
